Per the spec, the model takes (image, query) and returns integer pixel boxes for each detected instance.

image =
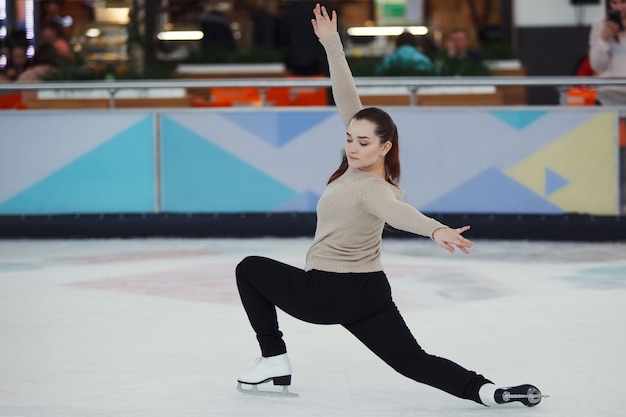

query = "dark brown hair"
[327,107,401,186]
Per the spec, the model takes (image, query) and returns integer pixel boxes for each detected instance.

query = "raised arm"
[589,19,611,74]
[311,4,363,128]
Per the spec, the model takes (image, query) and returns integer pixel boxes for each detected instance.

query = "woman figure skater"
[235,3,545,408]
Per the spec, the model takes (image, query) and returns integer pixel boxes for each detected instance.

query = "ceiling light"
[347,26,428,37]
[157,31,204,41]
[86,28,101,38]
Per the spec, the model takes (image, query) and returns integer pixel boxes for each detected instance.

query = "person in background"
[16,42,60,82]
[588,0,626,105]
[436,28,490,76]
[279,0,328,76]
[39,20,74,63]
[6,43,30,81]
[200,1,236,51]
[375,31,434,76]
[249,0,279,49]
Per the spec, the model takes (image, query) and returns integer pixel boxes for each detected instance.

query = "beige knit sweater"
[304,33,445,273]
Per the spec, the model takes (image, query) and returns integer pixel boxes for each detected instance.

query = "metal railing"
[2,76,626,108]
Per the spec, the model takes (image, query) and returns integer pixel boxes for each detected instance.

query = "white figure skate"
[237,353,298,397]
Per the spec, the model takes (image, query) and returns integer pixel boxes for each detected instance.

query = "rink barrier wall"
[0,106,623,240]
[0,213,624,241]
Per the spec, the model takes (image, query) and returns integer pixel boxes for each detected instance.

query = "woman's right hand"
[602,19,621,42]
[311,3,337,39]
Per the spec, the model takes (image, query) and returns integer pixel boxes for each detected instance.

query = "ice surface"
[0,238,625,417]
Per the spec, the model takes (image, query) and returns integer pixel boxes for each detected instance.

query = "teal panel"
[161,115,298,212]
[490,110,548,130]
[0,116,155,214]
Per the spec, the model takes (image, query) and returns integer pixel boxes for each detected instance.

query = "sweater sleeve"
[359,180,446,238]
[589,19,611,74]
[318,33,363,128]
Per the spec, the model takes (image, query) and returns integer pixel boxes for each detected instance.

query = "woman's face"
[609,0,626,17]
[344,118,391,173]
[11,47,27,68]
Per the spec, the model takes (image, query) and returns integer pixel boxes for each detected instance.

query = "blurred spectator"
[375,31,434,76]
[40,20,74,62]
[200,2,236,50]
[279,0,327,76]
[249,0,279,49]
[6,44,30,81]
[40,0,65,24]
[417,35,439,62]
[16,43,60,82]
[589,0,626,105]
[436,28,490,76]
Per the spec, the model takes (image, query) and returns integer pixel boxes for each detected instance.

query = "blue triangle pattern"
[276,112,335,147]
[545,167,569,196]
[0,115,155,214]
[490,110,548,130]
[275,190,320,212]
[422,167,564,214]
[222,110,335,147]
[161,115,298,212]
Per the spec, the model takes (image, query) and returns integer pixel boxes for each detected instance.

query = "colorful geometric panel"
[422,167,564,214]
[545,168,569,196]
[0,115,155,214]
[506,112,617,215]
[0,112,153,204]
[221,111,335,147]
[490,110,548,130]
[161,115,298,212]
[275,190,321,212]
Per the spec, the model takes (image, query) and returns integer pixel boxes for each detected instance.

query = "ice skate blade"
[507,394,549,401]
[237,382,299,398]
[500,390,549,407]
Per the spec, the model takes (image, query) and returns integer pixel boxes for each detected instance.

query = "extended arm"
[311,4,363,128]
[360,181,474,254]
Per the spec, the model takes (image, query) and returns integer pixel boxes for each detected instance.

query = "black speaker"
[570,0,601,4]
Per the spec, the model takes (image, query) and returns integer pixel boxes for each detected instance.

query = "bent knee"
[235,255,264,280]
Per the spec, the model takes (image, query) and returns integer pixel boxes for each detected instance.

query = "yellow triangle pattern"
[506,111,618,215]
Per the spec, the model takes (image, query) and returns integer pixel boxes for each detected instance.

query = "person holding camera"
[589,0,626,105]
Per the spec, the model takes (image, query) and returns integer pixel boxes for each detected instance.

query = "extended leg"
[343,301,490,404]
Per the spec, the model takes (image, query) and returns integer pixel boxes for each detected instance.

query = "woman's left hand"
[311,3,337,39]
[432,225,474,254]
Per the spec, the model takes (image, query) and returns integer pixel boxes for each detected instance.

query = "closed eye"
[346,132,371,146]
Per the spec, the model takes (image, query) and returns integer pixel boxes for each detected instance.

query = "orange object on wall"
[566,87,597,106]
[286,75,328,106]
[209,87,262,106]
[0,93,27,110]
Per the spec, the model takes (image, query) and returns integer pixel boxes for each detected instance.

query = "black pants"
[235,256,490,404]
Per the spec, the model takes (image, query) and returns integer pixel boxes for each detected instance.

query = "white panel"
[514,0,605,27]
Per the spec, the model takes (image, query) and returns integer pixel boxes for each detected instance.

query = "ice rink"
[1,237,625,417]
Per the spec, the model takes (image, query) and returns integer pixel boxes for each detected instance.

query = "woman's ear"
[381,141,392,156]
